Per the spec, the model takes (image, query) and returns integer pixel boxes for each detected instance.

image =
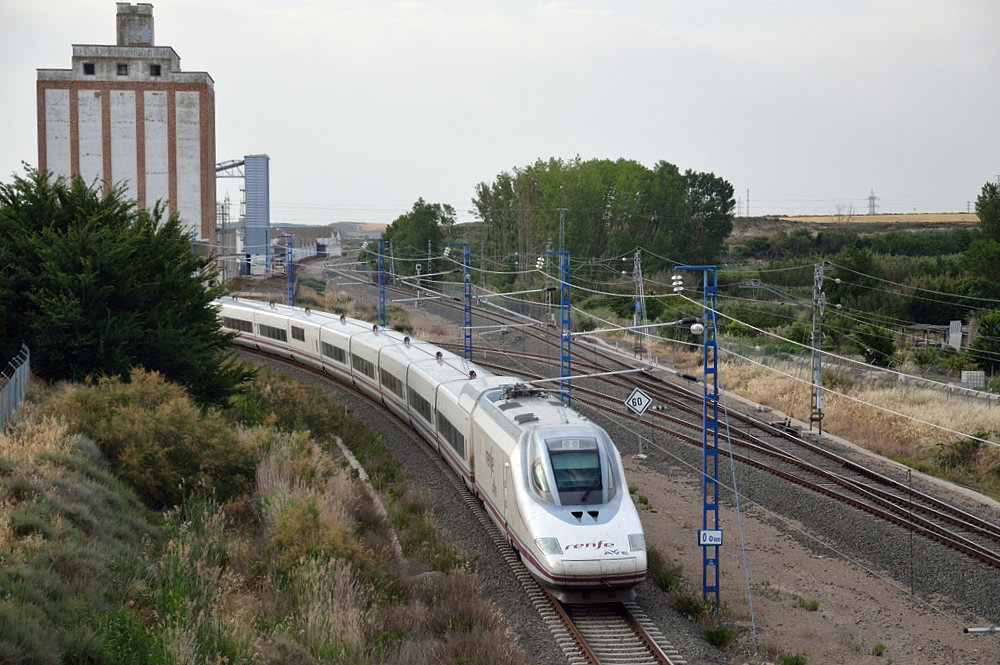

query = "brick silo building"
[36,3,216,243]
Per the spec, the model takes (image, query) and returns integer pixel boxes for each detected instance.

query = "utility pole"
[810,261,832,432]
[389,239,396,285]
[545,239,553,326]
[868,189,879,215]
[281,233,294,305]
[364,238,386,328]
[540,251,572,405]
[557,207,567,253]
[676,265,721,611]
[633,248,648,359]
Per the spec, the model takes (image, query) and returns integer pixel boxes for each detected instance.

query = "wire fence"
[0,344,30,431]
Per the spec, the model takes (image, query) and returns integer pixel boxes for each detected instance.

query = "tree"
[380,198,456,276]
[967,309,1000,373]
[976,181,1000,242]
[0,167,252,405]
[470,157,735,270]
[854,324,896,367]
[826,246,880,311]
[677,169,735,265]
[961,182,1000,284]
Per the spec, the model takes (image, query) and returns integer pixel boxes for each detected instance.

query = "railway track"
[555,599,685,665]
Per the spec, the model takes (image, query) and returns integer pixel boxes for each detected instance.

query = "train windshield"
[546,437,603,505]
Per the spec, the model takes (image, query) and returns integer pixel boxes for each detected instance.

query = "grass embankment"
[715,353,1000,497]
[0,367,528,664]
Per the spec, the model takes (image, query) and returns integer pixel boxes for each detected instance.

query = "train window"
[351,353,375,378]
[531,460,550,495]
[380,368,404,398]
[321,342,346,364]
[547,437,602,505]
[259,323,288,342]
[223,317,253,333]
[409,391,432,424]
[436,411,464,456]
[291,326,305,342]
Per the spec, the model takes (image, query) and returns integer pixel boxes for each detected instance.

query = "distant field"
[781,213,978,224]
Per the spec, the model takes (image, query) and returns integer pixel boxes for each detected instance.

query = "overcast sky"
[3,0,998,224]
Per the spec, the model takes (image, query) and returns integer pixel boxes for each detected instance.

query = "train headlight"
[535,537,562,556]
[629,533,646,552]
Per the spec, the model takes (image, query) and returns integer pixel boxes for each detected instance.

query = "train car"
[215,296,646,603]
[316,313,362,383]
[467,382,646,603]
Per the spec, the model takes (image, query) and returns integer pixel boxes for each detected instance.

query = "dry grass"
[0,406,76,466]
[0,407,78,549]
[289,557,365,657]
[717,353,1000,493]
[782,213,978,224]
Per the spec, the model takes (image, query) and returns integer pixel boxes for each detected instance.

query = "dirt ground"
[624,456,999,664]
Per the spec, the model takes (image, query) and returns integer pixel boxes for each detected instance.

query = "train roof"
[466,380,593,440]
[219,296,368,330]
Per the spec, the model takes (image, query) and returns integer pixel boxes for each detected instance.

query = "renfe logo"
[565,540,614,551]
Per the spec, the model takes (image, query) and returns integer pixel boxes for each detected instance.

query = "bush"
[778,654,808,665]
[703,623,738,648]
[43,368,258,508]
[675,592,714,619]
[646,546,681,592]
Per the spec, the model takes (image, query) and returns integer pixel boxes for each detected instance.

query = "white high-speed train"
[217,296,647,603]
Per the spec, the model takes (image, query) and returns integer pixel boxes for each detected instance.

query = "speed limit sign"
[625,388,652,415]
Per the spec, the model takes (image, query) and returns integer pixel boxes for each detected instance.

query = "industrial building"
[36,3,216,243]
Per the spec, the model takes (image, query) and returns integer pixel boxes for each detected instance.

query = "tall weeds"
[1,370,531,664]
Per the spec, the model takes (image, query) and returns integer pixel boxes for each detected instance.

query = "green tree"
[0,167,252,405]
[380,198,456,276]
[962,235,1000,283]
[976,181,1000,242]
[826,246,880,311]
[962,182,1000,283]
[854,324,896,367]
[471,157,734,270]
[677,169,735,264]
[967,309,1000,373]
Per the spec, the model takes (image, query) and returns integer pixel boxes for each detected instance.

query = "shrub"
[797,597,819,611]
[675,592,714,619]
[703,623,738,648]
[778,654,808,665]
[42,369,257,508]
[646,546,681,593]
